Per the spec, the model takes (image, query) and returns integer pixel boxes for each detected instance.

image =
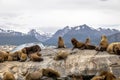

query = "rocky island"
[0,45,120,80]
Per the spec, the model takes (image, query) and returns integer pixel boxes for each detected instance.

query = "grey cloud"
[0,22,26,29]
[0,0,119,11]
[5,23,26,27]
[0,13,20,20]
[100,0,108,1]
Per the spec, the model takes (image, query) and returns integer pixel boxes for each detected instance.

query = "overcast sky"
[0,0,120,33]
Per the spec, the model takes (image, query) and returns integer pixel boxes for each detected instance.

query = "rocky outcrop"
[0,48,120,79]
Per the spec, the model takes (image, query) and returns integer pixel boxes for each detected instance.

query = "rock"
[0,48,120,79]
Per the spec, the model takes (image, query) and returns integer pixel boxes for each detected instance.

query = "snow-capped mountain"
[28,29,52,42]
[44,24,120,46]
[0,28,25,36]
[0,28,5,32]
[33,28,53,37]
[0,28,39,45]
[0,24,119,46]
[0,28,52,45]
[52,26,71,38]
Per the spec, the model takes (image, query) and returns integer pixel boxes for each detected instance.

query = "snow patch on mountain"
[75,26,80,30]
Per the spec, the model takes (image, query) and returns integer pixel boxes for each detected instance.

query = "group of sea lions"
[58,35,120,55]
[25,68,60,80]
[1,68,60,80]
[2,70,118,80]
[0,45,43,62]
[0,44,62,80]
[67,70,118,80]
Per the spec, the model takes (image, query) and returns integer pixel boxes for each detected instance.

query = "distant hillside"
[108,32,120,43]
[0,35,39,45]
[0,28,51,45]
[0,28,40,45]
[44,24,120,47]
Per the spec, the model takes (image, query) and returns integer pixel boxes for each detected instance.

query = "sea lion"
[71,38,85,50]
[54,51,69,60]
[3,71,15,80]
[42,68,60,78]
[28,52,43,62]
[25,69,43,80]
[91,71,116,80]
[85,37,91,45]
[58,36,65,48]
[0,51,9,62]
[99,35,109,51]
[22,45,41,55]
[107,42,120,55]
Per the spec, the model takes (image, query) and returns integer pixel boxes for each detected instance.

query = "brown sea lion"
[99,71,116,80]
[99,35,109,51]
[42,68,60,78]
[85,37,91,45]
[17,51,27,62]
[0,54,4,62]
[28,52,43,62]
[54,51,69,60]
[25,69,43,80]
[58,36,65,48]
[3,71,15,80]
[71,38,85,50]
[7,54,13,61]
[68,74,83,80]
[92,71,116,80]
[0,51,9,62]
[7,50,27,62]
[107,42,120,55]
[113,44,120,55]
[91,76,105,80]
[22,45,41,55]
[84,38,96,50]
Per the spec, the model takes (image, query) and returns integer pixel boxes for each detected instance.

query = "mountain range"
[108,32,120,43]
[0,28,40,45]
[0,24,120,46]
[44,24,120,47]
